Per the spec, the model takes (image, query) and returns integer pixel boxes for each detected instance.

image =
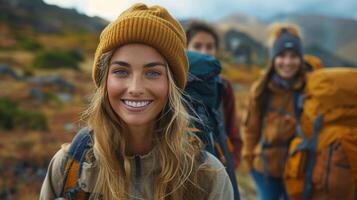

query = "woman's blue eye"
[114,70,128,76]
[146,71,161,78]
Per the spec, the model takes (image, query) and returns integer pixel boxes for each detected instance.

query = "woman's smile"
[121,99,154,112]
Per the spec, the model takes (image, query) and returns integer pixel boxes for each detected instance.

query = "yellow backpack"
[284,68,357,200]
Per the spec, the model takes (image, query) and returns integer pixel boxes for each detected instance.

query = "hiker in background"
[241,23,306,200]
[185,20,242,168]
[40,4,234,200]
[185,20,241,199]
[304,54,322,72]
[184,51,241,200]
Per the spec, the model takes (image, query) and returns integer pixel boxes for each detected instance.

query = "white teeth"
[124,100,151,108]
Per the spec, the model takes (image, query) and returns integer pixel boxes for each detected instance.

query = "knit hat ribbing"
[92,3,188,88]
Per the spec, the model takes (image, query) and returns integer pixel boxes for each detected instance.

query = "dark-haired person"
[186,20,241,200]
[242,23,306,200]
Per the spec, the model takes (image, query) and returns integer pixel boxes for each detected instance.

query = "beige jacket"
[40,145,234,200]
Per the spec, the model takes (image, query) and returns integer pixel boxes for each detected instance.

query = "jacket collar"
[268,74,305,93]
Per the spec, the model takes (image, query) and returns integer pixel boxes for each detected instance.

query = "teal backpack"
[184,51,240,200]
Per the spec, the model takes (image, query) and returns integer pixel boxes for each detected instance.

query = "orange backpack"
[56,128,93,200]
[284,68,357,200]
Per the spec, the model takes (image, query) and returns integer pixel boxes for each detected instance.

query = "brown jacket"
[242,77,304,177]
[40,144,234,199]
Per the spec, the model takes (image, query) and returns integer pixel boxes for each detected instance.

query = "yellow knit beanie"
[93,3,188,88]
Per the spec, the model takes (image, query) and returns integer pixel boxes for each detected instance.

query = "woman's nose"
[127,74,144,96]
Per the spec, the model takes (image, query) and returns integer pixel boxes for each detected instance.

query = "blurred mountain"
[268,13,357,65]
[0,0,110,57]
[0,0,107,33]
[216,12,357,67]
[305,45,356,67]
[216,13,267,44]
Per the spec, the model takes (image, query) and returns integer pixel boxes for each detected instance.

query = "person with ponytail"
[40,3,233,200]
[241,23,306,200]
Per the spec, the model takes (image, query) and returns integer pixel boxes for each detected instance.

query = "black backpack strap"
[260,90,272,126]
[57,127,93,199]
[293,91,304,120]
[258,90,271,178]
[302,115,323,200]
[293,91,306,138]
[189,102,217,155]
[288,115,323,200]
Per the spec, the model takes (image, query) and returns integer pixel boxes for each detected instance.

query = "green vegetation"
[22,68,35,77]
[17,37,43,51]
[0,97,48,131]
[32,48,84,70]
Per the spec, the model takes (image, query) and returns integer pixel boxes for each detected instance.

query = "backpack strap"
[293,91,304,120]
[212,101,241,200]
[260,90,272,127]
[57,127,93,200]
[187,97,218,156]
[293,91,305,138]
[211,105,231,163]
[302,115,323,200]
[287,115,323,200]
[258,90,272,179]
[186,131,208,163]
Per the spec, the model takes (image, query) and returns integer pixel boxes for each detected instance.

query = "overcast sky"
[43,0,357,21]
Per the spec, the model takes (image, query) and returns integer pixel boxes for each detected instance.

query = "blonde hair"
[267,22,302,48]
[82,50,208,199]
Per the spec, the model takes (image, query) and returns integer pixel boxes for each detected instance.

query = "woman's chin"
[280,72,295,80]
[122,117,152,127]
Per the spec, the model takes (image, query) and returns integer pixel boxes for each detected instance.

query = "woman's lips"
[121,99,153,112]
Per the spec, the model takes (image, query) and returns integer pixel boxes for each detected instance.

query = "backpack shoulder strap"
[302,115,323,200]
[260,90,271,125]
[67,127,93,160]
[293,91,306,138]
[258,89,271,147]
[187,132,208,163]
[57,128,93,200]
[293,91,304,120]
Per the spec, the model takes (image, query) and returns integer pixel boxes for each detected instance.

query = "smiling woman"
[242,23,306,200]
[40,3,234,200]
[106,44,170,156]
[107,44,169,130]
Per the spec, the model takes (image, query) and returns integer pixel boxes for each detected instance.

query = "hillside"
[217,12,357,66]
[269,13,357,64]
[0,0,107,33]
[0,0,106,198]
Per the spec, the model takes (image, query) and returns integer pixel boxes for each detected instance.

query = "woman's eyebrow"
[110,61,166,68]
[110,61,130,67]
[144,62,167,68]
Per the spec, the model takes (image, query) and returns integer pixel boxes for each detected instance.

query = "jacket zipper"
[132,155,142,197]
[134,155,141,180]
